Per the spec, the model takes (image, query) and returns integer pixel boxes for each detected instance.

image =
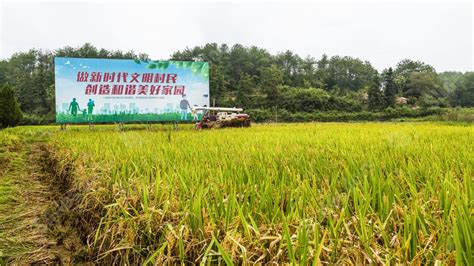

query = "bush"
[276,88,364,113]
[19,113,55,125]
[246,109,272,122]
[0,84,22,128]
[247,107,449,123]
[429,108,474,123]
[419,95,449,108]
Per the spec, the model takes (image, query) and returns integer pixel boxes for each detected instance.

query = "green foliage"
[276,87,362,112]
[368,77,384,111]
[246,106,445,122]
[0,43,471,125]
[19,113,55,125]
[405,72,445,99]
[439,71,463,93]
[279,87,331,112]
[395,59,435,76]
[419,94,449,108]
[0,84,22,128]
[393,59,437,98]
[431,108,474,123]
[324,56,378,92]
[236,73,254,107]
[382,67,397,108]
[394,59,435,80]
[4,50,51,114]
[275,50,303,86]
[450,72,474,107]
[55,43,150,60]
[209,64,228,106]
[259,64,283,105]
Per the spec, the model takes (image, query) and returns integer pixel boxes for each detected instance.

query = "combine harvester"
[193,107,251,129]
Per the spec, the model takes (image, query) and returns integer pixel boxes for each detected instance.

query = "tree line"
[0,43,473,127]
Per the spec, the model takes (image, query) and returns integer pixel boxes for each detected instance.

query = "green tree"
[314,54,329,89]
[382,67,397,108]
[450,72,474,107]
[368,77,383,111]
[393,59,435,96]
[7,42,473,125]
[236,73,254,107]
[439,71,463,93]
[279,88,330,112]
[227,44,252,90]
[5,50,38,113]
[275,50,303,86]
[300,56,320,88]
[394,59,435,78]
[259,64,284,106]
[0,60,8,85]
[209,64,228,106]
[55,43,149,60]
[405,72,445,99]
[325,56,378,92]
[0,84,22,128]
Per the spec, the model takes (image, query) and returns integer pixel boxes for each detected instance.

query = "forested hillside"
[0,43,473,124]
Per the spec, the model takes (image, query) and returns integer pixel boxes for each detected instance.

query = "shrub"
[0,84,22,128]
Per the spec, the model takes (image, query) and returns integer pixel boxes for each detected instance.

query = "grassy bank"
[0,127,74,263]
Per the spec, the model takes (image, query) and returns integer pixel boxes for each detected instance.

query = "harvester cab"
[193,107,251,129]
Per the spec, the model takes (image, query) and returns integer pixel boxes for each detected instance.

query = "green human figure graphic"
[68,98,80,116]
[87,99,95,115]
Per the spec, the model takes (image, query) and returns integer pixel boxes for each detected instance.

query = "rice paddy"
[43,122,472,264]
[1,122,473,264]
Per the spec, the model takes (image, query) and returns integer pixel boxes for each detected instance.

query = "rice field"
[2,122,473,264]
[39,122,471,264]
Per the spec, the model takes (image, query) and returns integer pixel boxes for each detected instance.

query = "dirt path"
[0,139,72,264]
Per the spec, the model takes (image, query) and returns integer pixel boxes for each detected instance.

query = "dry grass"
[0,128,72,264]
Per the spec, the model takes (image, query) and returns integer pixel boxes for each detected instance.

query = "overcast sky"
[0,1,472,72]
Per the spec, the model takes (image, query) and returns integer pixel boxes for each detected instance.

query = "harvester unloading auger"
[193,107,251,129]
